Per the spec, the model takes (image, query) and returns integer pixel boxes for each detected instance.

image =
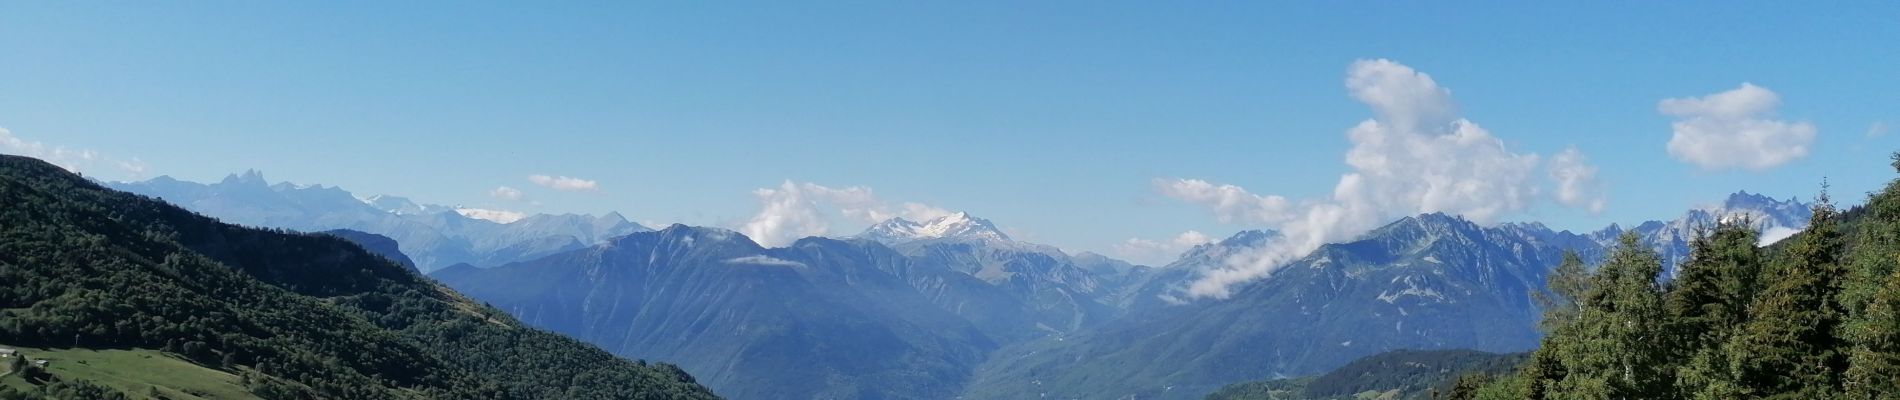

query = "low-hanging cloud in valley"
[1155,59,1606,299]
[528,174,601,192]
[1661,83,1816,171]
[1113,230,1214,266]
[740,180,951,247]
[0,127,149,179]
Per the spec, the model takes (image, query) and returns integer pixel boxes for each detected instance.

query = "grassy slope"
[0,344,258,400]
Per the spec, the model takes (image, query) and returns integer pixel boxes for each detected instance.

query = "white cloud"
[739,180,950,247]
[0,127,148,179]
[1153,179,1299,225]
[1157,59,1601,299]
[1870,121,1890,139]
[1660,83,1816,171]
[455,208,526,223]
[528,174,600,192]
[1112,230,1214,266]
[1548,148,1606,213]
[489,186,525,201]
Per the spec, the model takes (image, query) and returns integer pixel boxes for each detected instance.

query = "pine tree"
[1667,220,1763,398]
[1725,188,1849,399]
[1846,269,1900,399]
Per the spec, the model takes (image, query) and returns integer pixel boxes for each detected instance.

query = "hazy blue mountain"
[433,225,996,400]
[963,191,1811,399]
[964,213,1571,400]
[109,172,648,272]
[859,212,1122,334]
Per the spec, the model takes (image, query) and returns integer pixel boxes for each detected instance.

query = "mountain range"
[108,172,647,273]
[106,172,1814,399]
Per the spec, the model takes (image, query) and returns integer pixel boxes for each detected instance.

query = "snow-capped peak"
[857,211,1012,244]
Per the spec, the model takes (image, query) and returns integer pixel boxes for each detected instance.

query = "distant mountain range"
[103,172,1815,400]
[966,192,1812,399]
[108,172,647,273]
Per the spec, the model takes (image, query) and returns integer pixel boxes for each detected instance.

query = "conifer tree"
[1725,188,1848,399]
[1846,269,1900,399]
[1667,220,1763,398]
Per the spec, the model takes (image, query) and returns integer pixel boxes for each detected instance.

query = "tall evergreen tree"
[1846,269,1900,399]
[1844,153,1900,338]
[1725,188,1849,399]
[1667,220,1762,399]
[1843,152,1900,399]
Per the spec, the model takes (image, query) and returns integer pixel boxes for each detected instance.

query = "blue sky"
[3,2,1896,264]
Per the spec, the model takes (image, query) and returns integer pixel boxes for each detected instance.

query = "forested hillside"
[0,155,718,399]
[1436,154,1900,399]
[1206,349,1525,400]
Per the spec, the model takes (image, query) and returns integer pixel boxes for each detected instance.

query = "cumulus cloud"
[455,208,526,223]
[1157,59,1602,299]
[739,181,951,247]
[489,186,525,201]
[1112,230,1214,266]
[528,174,600,192]
[0,127,148,179]
[1548,148,1606,213]
[1660,83,1816,171]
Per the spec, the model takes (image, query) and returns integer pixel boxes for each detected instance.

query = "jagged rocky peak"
[221,169,268,185]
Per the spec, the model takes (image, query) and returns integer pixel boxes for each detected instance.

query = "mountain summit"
[857,212,1012,244]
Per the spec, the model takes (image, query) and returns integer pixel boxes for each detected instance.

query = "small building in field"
[0,348,15,358]
[32,360,47,367]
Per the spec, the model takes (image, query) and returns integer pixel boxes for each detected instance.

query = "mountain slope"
[965,213,1564,400]
[0,155,716,399]
[432,228,996,400]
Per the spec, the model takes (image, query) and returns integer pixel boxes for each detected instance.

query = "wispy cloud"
[1869,121,1890,139]
[528,174,600,192]
[0,127,149,179]
[1660,83,1816,171]
[739,181,950,247]
[1548,148,1606,213]
[1156,59,1603,299]
[1112,230,1214,266]
[489,186,525,201]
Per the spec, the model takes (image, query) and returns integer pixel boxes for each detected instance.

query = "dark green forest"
[1435,154,1900,399]
[1206,349,1527,400]
[0,154,718,399]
